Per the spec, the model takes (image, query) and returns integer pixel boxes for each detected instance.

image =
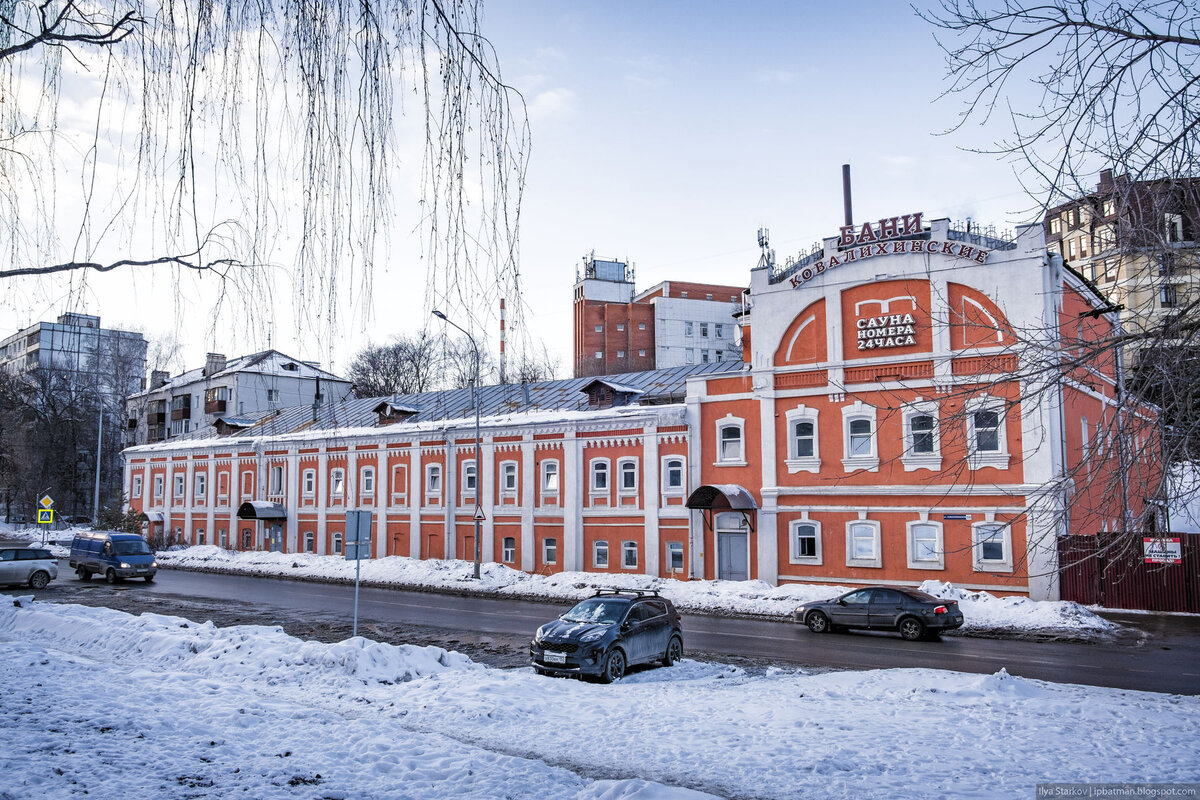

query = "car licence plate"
[543,651,566,665]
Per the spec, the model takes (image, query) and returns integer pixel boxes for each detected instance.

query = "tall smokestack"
[499,298,507,385]
[842,164,853,227]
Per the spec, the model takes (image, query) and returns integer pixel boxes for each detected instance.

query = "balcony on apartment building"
[204,386,229,415]
[170,394,191,422]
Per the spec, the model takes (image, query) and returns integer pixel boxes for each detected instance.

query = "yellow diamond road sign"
[39,495,54,509]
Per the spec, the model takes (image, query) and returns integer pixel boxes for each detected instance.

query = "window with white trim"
[622,540,638,569]
[462,460,477,498]
[846,519,881,568]
[196,528,205,545]
[966,396,1010,470]
[154,475,164,499]
[332,532,343,555]
[425,464,442,502]
[593,540,609,568]
[618,458,638,494]
[361,467,375,496]
[502,537,516,563]
[304,531,315,553]
[841,402,879,472]
[716,415,746,465]
[542,537,557,565]
[500,461,518,496]
[902,400,941,472]
[303,469,316,496]
[240,471,252,499]
[662,457,685,493]
[194,473,207,501]
[666,541,684,572]
[242,528,253,549]
[269,465,284,495]
[330,468,345,499]
[132,475,142,498]
[174,474,185,498]
[590,459,610,494]
[541,460,560,496]
[906,520,944,570]
[973,522,1012,571]
[789,517,822,564]
[785,404,820,474]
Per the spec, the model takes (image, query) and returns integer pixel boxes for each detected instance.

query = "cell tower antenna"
[756,227,776,271]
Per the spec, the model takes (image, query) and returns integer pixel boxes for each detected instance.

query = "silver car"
[0,547,58,589]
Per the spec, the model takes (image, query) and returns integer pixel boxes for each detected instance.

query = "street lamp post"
[432,310,482,579]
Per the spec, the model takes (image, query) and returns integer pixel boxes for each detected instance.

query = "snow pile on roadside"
[5,521,1120,638]
[2,600,1197,800]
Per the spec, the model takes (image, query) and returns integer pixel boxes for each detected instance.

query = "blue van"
[69,531,158,583]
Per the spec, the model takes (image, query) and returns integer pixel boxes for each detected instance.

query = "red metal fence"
[1057,533,1200,613]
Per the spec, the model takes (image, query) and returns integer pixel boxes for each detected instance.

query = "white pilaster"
[643,428,661,577]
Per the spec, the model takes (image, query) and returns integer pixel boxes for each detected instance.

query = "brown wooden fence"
[1057,532,1200,613]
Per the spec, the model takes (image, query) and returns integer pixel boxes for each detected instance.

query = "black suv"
[530,589,684,683]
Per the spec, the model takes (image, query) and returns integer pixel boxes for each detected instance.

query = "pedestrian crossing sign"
[37,509,53,524]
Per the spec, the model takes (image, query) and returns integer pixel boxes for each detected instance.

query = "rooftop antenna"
[756,227,776,271]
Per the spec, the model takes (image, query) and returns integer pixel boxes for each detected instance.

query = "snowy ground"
[1,598,1196,800]
[4,523,1121,639]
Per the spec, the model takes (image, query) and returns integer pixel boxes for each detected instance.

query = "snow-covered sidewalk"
[7,524,1121,640]
[1,599,1196,799]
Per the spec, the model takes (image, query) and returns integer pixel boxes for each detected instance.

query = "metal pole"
[93,399,103,527]
[353,547,361,638]
[432,309,483,580]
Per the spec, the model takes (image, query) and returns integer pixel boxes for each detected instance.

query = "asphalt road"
[11,564,1199,695]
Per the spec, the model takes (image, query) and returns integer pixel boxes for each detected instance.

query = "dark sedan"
[793,586,964,640]
[530,589,684,683]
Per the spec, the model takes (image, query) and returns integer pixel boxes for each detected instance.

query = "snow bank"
[2,600,1194,800]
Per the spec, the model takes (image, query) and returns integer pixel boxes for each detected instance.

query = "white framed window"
[269,465,284,495]
[174,474,185,498]
[618,458,638,494]
[266,388,279,401]
[662,456,685,494]
[541,460,560,496]
[700,322,709,337]
[906,519,944,570]
[330,468,345,498]
[425,463,442,500]
[715,324,724,338]
[240,471,253,499]
[242,528,253,549]
[132,475,143,498]
[666,541,684,573]
[194,473,207,500]
[595,324,603,333]
[686,349,695,364]
[593,539,609,568]
[622,540,638,569]
[303,469,316,496]
[542,538,557,565]
[902,400,941,472]
[973,521,1013,571]
[789,516,822,564]
[638,349,646,357]
[784,404,821,474]
[500,461,518,496]
[390,464,408,506]
[590,458,610,494]
[462,460,477,497]
[595,351,602,360]
[617,350,625,358]
[685,321,693,336]
[154,475,164,499]
[617,323,625,331]
[304,531,315,553]
[841,401,879,472]
[332,532,343,555]
[716,415,746,466]
[196,528,205,545]
[846,518,881,568]
[361,467,375,496]
[502,537,516,563]
[966,396,1010,470]
[218,528,227,548]
[638,322,646,330]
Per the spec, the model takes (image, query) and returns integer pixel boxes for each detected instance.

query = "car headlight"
[151,561,158,568]
[534,625,547,643]
[120,562,131,569]
[578,629,606,643]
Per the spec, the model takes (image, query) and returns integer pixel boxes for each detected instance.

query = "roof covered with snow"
[129,349,350,399]
[126,361,737,451]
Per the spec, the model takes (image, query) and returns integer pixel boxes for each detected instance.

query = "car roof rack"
[592,588,661,598]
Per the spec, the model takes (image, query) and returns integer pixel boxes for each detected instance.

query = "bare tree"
[503,343,561,385]
[921,1,1200,579]
[0,0,529,353]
